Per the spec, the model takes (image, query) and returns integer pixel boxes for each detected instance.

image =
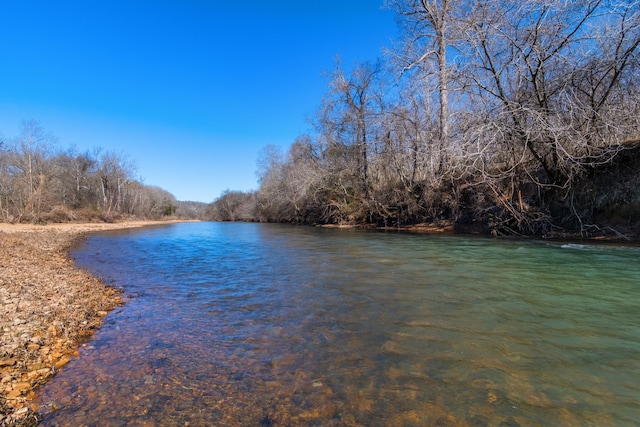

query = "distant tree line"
[210,0,640,238]
[0,120,206,223]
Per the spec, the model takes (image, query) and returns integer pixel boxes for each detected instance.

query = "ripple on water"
[36,223,640,426]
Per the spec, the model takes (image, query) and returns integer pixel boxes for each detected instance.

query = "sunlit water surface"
[36,222,640,426]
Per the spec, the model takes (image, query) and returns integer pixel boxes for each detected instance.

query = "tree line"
[0,120,205,223]
[210,0,640,238]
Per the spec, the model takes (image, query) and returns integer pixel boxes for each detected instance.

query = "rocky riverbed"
[0,221,180,426]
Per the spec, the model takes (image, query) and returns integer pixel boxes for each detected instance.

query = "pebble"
[26,343,40,351]
[54,356,71,369]
[14,407,29,416]
[1,226,125,423]
[6,389,22,399]
[13,382,32,391]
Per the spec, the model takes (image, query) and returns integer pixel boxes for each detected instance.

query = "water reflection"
[37,223,640,426]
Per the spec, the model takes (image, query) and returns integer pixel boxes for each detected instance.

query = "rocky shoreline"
[0,221,181,426]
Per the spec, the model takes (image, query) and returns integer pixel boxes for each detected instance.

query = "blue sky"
[0,1,397,202]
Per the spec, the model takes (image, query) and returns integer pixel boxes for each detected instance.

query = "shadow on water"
[36,222,640,426]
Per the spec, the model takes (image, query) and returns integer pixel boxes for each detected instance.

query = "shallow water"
[36,222,640,426]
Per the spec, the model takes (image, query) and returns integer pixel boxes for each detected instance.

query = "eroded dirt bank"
[0,221,182,426]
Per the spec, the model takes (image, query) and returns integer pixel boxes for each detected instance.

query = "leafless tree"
[210,190,256,221]
[448,0,640,233]
[1,121,60,220]
[388,0,471,172]
[94,150,136,214]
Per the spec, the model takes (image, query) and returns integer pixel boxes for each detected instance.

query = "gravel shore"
[0,221,181,426]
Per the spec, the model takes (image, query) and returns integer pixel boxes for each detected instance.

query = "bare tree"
[94,150,136,214]
[54,149,99,209]
[3,120,59,220]
[308,60,388,223]
[227,0,640,235]
[0,121,215,223]
[399,1,640,233]
[210,190,256,221]
[388,0,470,172]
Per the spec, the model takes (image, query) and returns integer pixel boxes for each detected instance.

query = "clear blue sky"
[0,1,397,202]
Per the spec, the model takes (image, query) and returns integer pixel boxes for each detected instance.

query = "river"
[36,222,640,426]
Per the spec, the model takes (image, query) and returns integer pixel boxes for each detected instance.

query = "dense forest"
[0,120,207,222]
[209,0,640,238]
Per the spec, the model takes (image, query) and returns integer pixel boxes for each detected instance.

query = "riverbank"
[323,220,639,242]
[0,221,183,426]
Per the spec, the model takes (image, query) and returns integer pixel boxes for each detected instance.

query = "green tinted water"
[37,223,640,426]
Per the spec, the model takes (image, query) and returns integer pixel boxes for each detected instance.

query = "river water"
[36,222,640,426]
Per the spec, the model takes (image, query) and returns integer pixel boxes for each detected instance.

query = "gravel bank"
[0,221,181,426]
